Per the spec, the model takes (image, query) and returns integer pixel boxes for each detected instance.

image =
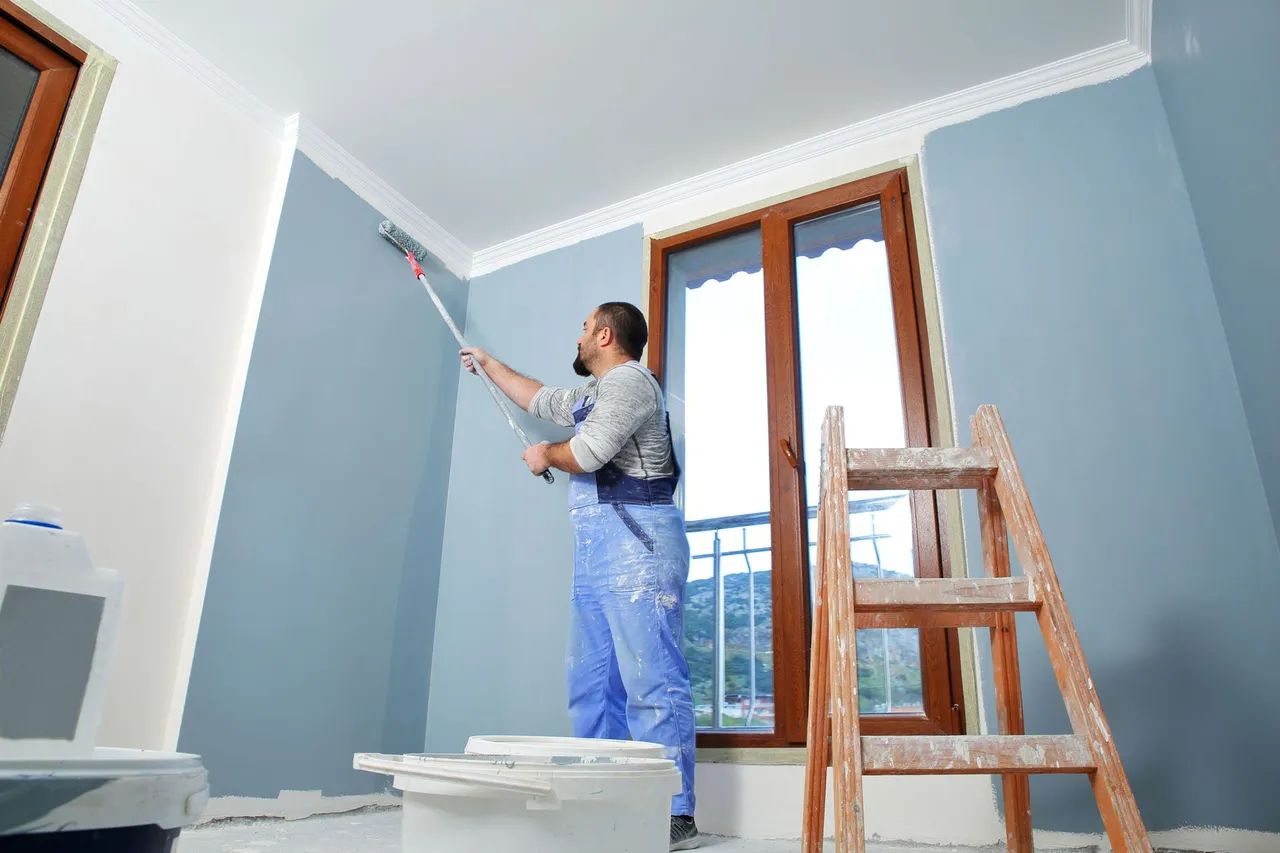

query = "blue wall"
[1152,0,1280,543]
[923,69,1280,833]
[425,226,643,751]
[179,153,466,797]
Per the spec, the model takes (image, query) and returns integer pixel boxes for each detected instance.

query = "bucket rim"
[402,752,676,773]
[355,751,682,802]
[466,735,663,751]
[0,747,204,778]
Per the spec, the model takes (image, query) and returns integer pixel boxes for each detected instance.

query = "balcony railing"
[686,493,907,731]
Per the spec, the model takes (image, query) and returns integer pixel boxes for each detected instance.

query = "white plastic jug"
[0,504,122,759]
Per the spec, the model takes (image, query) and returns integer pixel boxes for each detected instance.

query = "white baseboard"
[1032,826,1280,853]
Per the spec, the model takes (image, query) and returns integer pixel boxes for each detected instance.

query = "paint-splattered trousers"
[566,502,696,816]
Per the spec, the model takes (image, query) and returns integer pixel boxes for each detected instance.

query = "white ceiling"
[130,0,1126,252]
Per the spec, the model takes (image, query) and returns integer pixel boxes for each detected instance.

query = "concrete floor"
[176,808,970,852]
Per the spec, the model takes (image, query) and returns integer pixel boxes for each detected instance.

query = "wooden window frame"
[648,168,966,747]
[0,0,82,315]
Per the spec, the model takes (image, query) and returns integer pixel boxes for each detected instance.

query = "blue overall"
[565,394,697,816]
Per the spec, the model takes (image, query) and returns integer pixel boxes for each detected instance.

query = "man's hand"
[522,440,586,475]
[459,347,490,375]
[523,441,552,476]
[457,348,545,412]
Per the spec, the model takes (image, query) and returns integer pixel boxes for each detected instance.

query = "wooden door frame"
[0,2,82,308]
[648,168,966,747]
[0,0,114,442]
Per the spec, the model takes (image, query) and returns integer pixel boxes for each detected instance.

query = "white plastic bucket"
[0,747,208,850]
[465,735,665,759]
[355,751,680,853]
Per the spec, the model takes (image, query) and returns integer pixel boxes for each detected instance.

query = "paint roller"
[378,220,555,484]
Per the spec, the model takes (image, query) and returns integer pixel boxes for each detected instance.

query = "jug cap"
[6,503,64,529]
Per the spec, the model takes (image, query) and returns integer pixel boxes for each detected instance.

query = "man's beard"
[573,348,590,377]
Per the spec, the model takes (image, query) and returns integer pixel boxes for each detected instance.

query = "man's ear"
[598,324,614,347]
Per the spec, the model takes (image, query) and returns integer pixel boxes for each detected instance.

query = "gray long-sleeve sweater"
[529,361,676,478]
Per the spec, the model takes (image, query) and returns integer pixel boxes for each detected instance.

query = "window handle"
[780,437,800,470]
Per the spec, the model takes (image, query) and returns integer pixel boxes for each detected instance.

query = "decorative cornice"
[86,0,280,136]
[1128,0,1153,56]
[87,0,1157,281]
[295,117,472,278]
[471,35,1148,277]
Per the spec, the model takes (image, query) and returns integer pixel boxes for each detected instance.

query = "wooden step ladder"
[803,404,1150,853]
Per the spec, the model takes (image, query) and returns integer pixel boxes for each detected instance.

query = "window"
[0,1,81,317]
[650,169,965,747]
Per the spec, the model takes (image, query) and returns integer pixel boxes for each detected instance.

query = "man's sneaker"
[670,814,700,850]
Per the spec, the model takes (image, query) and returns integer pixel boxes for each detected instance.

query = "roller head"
[378,220,431,264]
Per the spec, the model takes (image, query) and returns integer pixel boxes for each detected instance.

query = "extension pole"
[378,220,554,484]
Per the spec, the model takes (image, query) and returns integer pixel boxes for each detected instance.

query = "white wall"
[698,765,1001,843]
[0,0,285,750]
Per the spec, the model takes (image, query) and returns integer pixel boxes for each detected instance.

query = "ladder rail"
[978,476,1033,853]
[972,405,1150,852]
[801,488,831,853]
[822,408,867,853]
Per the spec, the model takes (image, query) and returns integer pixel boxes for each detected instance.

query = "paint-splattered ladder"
[803,404,1151,853]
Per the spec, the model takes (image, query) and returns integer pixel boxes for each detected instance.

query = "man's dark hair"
[594,302,648,359]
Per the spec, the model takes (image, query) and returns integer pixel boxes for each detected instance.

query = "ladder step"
[860,735,1095,775]
[853,577,1037,617]
[846,447,996,489]
[855,610,1010,629]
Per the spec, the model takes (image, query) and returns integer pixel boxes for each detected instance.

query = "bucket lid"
[465,735,665,759]
[355,751,681,804]
[0,747,205,779]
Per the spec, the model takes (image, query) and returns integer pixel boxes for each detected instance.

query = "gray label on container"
[0,585,105,740]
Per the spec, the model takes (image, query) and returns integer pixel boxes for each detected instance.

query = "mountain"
[682,562,923,715]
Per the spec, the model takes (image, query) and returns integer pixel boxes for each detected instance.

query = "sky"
[673,227,917,585]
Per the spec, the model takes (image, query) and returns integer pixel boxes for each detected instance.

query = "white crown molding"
[470,36,1148,278]
[86,0,282,136]
[88,0,1156,282]
[294,118,473,279]
[1127,0,1153,56]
